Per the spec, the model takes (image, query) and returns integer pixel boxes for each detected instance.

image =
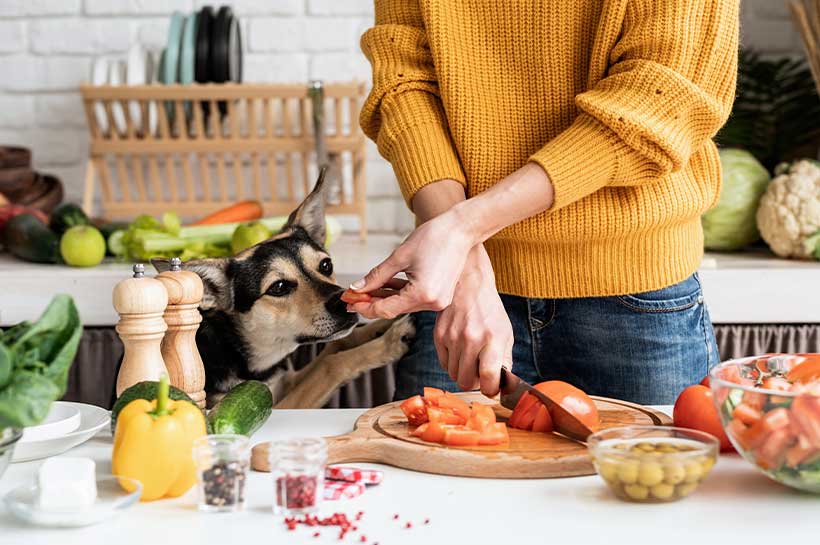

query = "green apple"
[60,225,106,267]
[231,221,271,254]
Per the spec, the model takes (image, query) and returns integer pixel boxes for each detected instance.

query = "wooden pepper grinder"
[113,263,169,396]
[156,258,207,408]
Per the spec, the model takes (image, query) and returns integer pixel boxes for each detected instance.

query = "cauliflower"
[756,160,820,258]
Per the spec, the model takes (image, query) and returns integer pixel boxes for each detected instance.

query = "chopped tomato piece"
[508,391,539,430]
[438,393,471,420]
[744,407,791,450]
[423,387,445,406]
[468,403,496,433]
[787,354,820,383]
[478,423,510,445]
[754,428,795,470]
[785,438,820,468]
[791,395,820,448]
[732,403,762,426]
[741,389,766,411]
[531,404,553,433]
[442,427,481,447]
[728,418,750,451]
[400,395,428,427]
[420,420,448,443]
[340,289,372,304]
[427,406,466,425]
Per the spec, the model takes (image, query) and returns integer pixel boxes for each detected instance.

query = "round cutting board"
[252,393,670,478]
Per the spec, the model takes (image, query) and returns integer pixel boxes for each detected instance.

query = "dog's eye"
[266,280,295,297]
[318,258,333,276]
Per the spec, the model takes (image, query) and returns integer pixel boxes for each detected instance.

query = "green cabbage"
[702,149,771,251]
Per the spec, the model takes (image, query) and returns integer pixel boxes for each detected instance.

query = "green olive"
[637,462,664,487]
[650,482,675,500]
[677,482,698,497]
[657,444,678,453]
[616,461,640,484]
[624,483,649,500]
[634,442,656,452]
[663,462,686,485]
[698,455,715,474]
[684,461,703,483]
[598,460,619,482]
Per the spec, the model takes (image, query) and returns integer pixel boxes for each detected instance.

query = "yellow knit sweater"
[360,0,738,298]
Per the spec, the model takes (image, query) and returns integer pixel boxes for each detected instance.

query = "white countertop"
[1,237,819,326]
[2,406,818,545]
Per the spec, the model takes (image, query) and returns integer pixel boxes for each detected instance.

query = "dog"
[154,171,414,409]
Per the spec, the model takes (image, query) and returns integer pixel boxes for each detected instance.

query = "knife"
[498,366,594,442]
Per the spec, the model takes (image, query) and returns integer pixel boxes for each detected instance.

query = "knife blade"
[498,366,594,442]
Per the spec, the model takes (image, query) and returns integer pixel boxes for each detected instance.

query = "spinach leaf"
[0,295,82,430]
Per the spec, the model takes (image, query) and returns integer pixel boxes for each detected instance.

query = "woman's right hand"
[434,245,513,396]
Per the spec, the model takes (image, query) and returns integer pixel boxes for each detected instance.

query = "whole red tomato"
[700,376,710,387]
[673,385,733,452]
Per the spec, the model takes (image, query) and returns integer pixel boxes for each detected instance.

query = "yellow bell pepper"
[112,374,206,501]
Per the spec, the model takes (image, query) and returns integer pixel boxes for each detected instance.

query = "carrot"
[191,200,263,225]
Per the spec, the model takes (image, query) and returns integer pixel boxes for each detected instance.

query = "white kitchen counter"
[1,406,818,545]
[1,237,819,326]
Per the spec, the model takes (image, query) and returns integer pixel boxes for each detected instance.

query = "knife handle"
[499,365,510,390]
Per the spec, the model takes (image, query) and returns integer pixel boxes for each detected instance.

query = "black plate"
[211,6,233,117]
[195,6,215,121]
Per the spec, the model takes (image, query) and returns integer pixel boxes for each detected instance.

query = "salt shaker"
[156,257,207,408]
[113,263,169,396]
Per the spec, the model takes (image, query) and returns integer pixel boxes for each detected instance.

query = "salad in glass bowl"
[709,353,820,493]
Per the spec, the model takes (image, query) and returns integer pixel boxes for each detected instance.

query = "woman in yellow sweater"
[348,0,739,404]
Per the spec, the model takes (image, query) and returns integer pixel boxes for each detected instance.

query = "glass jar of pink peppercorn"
[269,437,327,516]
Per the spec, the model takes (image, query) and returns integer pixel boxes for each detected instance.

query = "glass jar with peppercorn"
[269,437,327,516]
[192,434,250,513]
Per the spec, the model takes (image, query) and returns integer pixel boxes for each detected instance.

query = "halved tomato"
[340,289,373,304]
[400,395,428,427]
[531,404,553,433]
[478,423,510,445]
[534,381,601,434]
[442,427,481,447]
[438,393,471,421]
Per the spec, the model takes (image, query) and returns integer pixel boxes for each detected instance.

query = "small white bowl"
[20,402,81,443]
[4,475,142,528]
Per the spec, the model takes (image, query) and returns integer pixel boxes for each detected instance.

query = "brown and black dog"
[155,171,413,408]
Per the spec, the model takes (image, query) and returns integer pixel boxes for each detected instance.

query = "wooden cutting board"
[251,392,671,479]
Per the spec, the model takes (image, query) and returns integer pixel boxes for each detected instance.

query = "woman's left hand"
[347,209,476,319]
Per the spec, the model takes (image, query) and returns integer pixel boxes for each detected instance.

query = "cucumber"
[207,380,273,436]
[111,380,198,434]
[49,203,90,236]
[2,213,60,263]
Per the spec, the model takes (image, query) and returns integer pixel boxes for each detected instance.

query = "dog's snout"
[325,290,348,315]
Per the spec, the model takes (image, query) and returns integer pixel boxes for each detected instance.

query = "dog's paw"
[381,315,416,361]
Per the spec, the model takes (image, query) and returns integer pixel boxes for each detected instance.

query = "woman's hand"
[434,245,513,396]
[347,209,476,320]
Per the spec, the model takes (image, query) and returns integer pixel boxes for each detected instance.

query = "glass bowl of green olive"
[587,425,719,503]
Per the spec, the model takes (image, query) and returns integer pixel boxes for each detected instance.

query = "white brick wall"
[0,1,806,235]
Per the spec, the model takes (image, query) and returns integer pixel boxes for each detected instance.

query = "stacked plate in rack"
[90,5,243,137]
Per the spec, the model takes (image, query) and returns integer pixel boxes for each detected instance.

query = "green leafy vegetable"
[703,149,771,251]
[0,295,82,430]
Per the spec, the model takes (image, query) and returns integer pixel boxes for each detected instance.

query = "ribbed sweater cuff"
[378,91,466,207]
[530,114,634,210]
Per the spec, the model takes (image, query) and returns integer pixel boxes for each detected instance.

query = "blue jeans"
[393,273,718,405]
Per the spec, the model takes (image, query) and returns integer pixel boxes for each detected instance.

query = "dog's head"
[162,171,357,356]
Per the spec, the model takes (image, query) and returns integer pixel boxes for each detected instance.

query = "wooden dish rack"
[79,82,368,238]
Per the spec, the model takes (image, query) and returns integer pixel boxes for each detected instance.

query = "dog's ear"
[283,167,328,245]
[182,258,233,311]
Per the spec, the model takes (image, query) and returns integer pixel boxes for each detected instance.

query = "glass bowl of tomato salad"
[709,353,820,493]
[587,425,719,503]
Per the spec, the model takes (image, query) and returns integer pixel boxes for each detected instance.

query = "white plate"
[91,57,109,135]
[4,475,142,528]
[20,402,81,443]
[12,403,109,463]
[108,59,128,135]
